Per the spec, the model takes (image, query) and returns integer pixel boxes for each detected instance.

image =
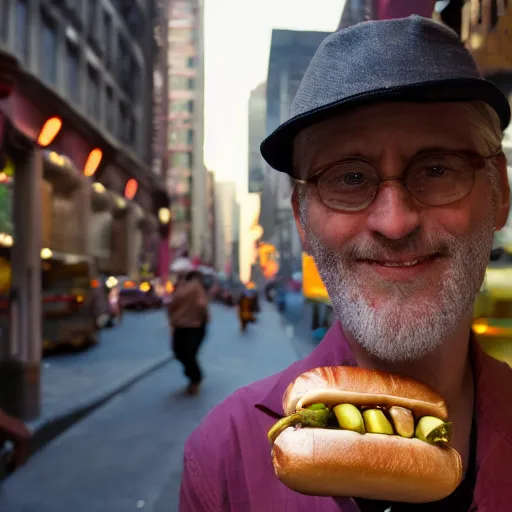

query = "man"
[168,270,209,395]
[180,16,512,510]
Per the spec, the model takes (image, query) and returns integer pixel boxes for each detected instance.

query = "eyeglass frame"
[292,148,503,212]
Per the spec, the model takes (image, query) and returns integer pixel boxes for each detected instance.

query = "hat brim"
[260,77,511,177]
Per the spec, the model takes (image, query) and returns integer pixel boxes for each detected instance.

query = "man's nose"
[366,181,421,240]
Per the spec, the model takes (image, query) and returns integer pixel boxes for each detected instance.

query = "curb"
[2,354,174,479]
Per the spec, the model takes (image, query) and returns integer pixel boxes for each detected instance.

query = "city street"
[0,300,307,512]
[33,309,174,446]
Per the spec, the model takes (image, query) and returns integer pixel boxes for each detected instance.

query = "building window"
[172,151,193,168]
[169,54,188,69]
[66,41,80,103]
[1,0,9,42]
[187,56,196,68]
[87,0,97,35]
[126,3,144,43]
[103,11,112,67]
[170,99,190,113]
[187,100,194,113]
[117,35,138,100]
[170,75,190,90]
[15,0,29,62]
[169,28,193,43]
[106,86,115,132]
[169,129,193,146]
[119,102,135,146]
[41,13,58,85]
[86,65,100,119]
[187,77,195,89]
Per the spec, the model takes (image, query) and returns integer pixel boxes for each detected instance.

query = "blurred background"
[0,1,512,510]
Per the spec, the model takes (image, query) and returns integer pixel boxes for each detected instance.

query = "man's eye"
[425,165,448,177]
[340,171,367,186]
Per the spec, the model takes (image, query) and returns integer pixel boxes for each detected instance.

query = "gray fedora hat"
[260,15,511,176]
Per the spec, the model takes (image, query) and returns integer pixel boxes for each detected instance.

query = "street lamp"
[124,178,138,200]
[158,207,171,224]
[83,148,103,177]
[92,182,106,193]
[37,117,62,147]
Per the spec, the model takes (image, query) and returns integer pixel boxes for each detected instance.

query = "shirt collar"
[255,321,356,417]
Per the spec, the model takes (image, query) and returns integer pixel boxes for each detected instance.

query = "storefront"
[89,182,114,273]
[42,150,90,255]
[0,104,43,420]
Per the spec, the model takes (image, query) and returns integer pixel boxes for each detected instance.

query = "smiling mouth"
[360,253,443,268]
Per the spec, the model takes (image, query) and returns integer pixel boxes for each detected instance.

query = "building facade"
[259,29,330,280]
[214,181,237,274]
[339,0,435,28]
[206,170,216,267]
[0,0,170,281]
[166,0,209,263]
[248,82,267,194]
[0,0,171,418]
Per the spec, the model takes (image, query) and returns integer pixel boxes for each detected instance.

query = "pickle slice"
[307,403,327,411]
[333,404,365,434]
[362,409,394,435]
[415,416,452,446]
[267,406,332,445]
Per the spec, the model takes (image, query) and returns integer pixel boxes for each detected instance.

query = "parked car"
[118,278,163,310]
[41,252,104,350]
[212,274,245,306]
[473,247,512,367]
[0,248,105,351]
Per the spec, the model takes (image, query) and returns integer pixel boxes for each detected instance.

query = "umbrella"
[170,257,193,273]
[198,265,215,276]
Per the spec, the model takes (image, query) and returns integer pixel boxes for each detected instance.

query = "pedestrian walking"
[238,288,255,333]
[168,270,209,395]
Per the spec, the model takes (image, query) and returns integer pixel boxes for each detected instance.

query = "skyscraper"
[167,0,209,262]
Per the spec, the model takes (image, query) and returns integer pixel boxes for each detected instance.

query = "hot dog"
[267,366,463,503]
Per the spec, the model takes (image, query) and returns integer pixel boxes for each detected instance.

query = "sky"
[203,0,345,198]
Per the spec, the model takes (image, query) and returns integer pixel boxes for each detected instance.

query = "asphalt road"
[0,301,305,512]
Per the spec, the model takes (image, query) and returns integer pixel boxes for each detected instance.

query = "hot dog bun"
[272,427,463,503]
[283,366,447,419]
[270,366,463,502]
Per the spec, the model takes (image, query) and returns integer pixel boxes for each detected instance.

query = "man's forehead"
[296,101,480,167]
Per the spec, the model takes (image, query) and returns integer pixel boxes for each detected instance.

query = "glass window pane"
[66,42,80,103]
[16,0,29,61]
[41,13,58,85]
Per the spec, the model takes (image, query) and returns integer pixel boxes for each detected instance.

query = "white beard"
[303,207,496,363]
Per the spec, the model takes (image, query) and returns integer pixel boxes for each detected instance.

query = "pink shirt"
[180,322,512,511]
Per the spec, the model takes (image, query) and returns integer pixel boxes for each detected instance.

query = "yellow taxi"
[473,246,512,367]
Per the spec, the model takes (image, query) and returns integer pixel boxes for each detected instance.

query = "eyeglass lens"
[316,153,476,211]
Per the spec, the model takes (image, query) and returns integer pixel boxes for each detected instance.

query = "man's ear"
[494,153,510,231]
[291,186,310,253]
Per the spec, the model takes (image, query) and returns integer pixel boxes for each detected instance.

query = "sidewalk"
[10,310,174,462]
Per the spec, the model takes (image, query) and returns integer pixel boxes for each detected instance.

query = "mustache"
[341,232,456,261]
